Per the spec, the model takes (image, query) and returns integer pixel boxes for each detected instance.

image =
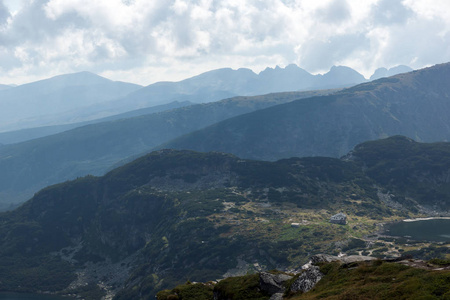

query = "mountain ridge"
[114,64,369,110]
[0,64,409,133]
[0,72,143,132]
[370,65,413,80]
[160,62,450,161]
[0,136,448,299]
[0,101,192,145]
[0,90,334,208]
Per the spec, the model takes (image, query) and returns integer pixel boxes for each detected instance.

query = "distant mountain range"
[0,84,12,91]
[100,64,412,112]
[0,101,192,145]
[0,90,333,208]
[0,62,418,207]
[370,65,413,80]
[0,61,442,209]
[0,64,411,133]
[116,65,365,109]
[0,72,142,132]
[161,63,450,160]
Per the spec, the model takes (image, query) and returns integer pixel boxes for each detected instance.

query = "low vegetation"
[0,136,448,299]
[294,261,450,299]
[159,260,450,300]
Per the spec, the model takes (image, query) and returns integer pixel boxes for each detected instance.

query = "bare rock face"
[310,254,341,264]
[259,272,293,295]
[310,254,377,265]
[290,266,323,293]
[269,293,284,300]
[340,255,378,264]
[290,254,375,294]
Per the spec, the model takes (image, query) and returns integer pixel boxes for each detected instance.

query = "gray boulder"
[290,266,323,293]
[269,293,284,300]
[310,254,341,264]
[259,272,293,295]
[341,255,377,264]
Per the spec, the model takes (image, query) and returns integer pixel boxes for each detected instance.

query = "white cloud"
[371,0,413,25]
[0,1,10,27]
[0,0,449,85]
[315,0,352,24]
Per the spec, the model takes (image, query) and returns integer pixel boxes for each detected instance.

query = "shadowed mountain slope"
[0,90,333,208]
[0,64,365,138]
[0,101,192,145]
[161,63,450,160]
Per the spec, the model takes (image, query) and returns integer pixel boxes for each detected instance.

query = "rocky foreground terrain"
[157,254,450,300]
[0,136,449,299]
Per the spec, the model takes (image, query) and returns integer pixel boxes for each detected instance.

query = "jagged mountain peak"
[161,62,450,160]
[259,64,311,77]
[370,65,413,80]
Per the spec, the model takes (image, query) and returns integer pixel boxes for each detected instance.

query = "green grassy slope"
[157,260,450,300]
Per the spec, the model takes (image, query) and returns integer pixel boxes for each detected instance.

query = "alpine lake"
[384,218,450,242]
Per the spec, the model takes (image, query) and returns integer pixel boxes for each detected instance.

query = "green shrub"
[428,258,450,266]
[157,283,213,300]
[214,274,269,300]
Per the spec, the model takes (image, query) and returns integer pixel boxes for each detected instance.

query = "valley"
[0,90,336,208]
[2,1,450,299]
[0,136,448,299]
[0,62,447,211]
[162,63,450,160]
[0,64,449,299]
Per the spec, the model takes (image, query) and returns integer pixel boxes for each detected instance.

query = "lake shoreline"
[382,218,450,243]
[403,217,450,222]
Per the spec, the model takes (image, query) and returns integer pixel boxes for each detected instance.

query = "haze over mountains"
[0,72,143,132]
[0,62,422,210]
[2,0,449,298]
[370,65,413,80]
[162,63,450,160]
[0,101,192,145]
[0,62,440,210]
[117,65,367,109]
[0,64,410,134]
[0,55,449,299]
[0,84,13,91]
[0,90,333,208]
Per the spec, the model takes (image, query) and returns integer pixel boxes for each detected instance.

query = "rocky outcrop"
[269,293,284,300]
[259,255,374,298]
[290,266,323,293]
[311,254,377,265]
[288,254,378,295]
[259,272,292,295]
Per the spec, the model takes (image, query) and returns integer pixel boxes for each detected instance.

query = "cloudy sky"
[0,0,449,85]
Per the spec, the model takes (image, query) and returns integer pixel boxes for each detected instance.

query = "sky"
[0,0,449,86]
